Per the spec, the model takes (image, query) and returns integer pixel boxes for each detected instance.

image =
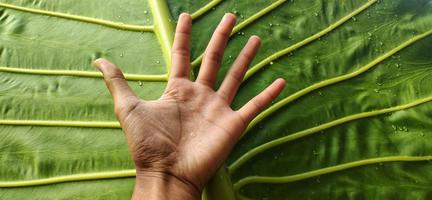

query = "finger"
[218,36,261,103]
[196,13,236,87]
[238,78,285,123]
[94,59,138,114]
[170,13,192,79]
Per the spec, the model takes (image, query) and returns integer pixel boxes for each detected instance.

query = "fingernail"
[250,35,261,41]
[180,12,190,18]
[223,13,230,20]
[94,58,105,67]
[94,58,110,72]
[277,78,286,84]
[225,13,235,19]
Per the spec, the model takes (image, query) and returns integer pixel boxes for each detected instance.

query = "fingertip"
[179,12,189,17]
[273,79,286,96]
[276,78,286,85]
[248,35,261,46]
[179,12,192,22]
[224,13,237,23]
[250,35,261,41]
[225,12,236,19]
[94,58,109,71]
[93,58,121,77]
[94,58,105,65]
[274,78,286,88]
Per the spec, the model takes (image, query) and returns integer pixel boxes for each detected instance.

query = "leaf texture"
[0,0,431,199]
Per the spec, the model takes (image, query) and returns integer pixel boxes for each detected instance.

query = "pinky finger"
[237,78,285,124]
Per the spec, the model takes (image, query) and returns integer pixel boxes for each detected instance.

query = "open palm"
[95,13,285,199]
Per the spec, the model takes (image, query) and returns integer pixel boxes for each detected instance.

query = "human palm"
[95,13,285,199]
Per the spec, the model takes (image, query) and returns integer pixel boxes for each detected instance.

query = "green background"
[0,0,432,199]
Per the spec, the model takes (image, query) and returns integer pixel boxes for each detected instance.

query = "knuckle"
[227,70,244,83]
[218,89,231,101]
[172,47,190,57]
[176,29,191,36]
[197,78,214,87]
[104,65,122,77]
[251,98,263,112]
[103,71,126,89]
[205,51,223,64]
[105,68,125,82]
[105,77,124,90]
[241,51,254,61]
[215,29,231,38]
[263,91,274,101]
[115,99,140,118]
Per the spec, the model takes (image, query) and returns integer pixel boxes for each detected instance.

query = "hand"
[95,13,285,200]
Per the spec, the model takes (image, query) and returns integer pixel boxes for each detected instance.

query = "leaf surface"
[0,0,431,199]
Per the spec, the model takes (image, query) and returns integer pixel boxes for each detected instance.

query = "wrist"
[132,170,201,200]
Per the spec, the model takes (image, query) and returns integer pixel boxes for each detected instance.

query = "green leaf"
[1,0,431,199]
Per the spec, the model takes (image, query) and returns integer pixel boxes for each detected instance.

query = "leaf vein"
[190,0,288,69]
[0,67,168,81]
[0,169,136,187]
[229,95,432,174]
[243,0,378,80]
[191,0,223,20]
[0,2,154,32]
[244,29,432,136]
[233,155,432,190]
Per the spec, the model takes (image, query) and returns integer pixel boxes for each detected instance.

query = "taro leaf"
[0,0,432,199]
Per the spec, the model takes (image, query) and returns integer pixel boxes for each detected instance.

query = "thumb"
[95,58,139,116]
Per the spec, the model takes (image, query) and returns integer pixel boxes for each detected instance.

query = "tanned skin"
[95,13,285,200]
